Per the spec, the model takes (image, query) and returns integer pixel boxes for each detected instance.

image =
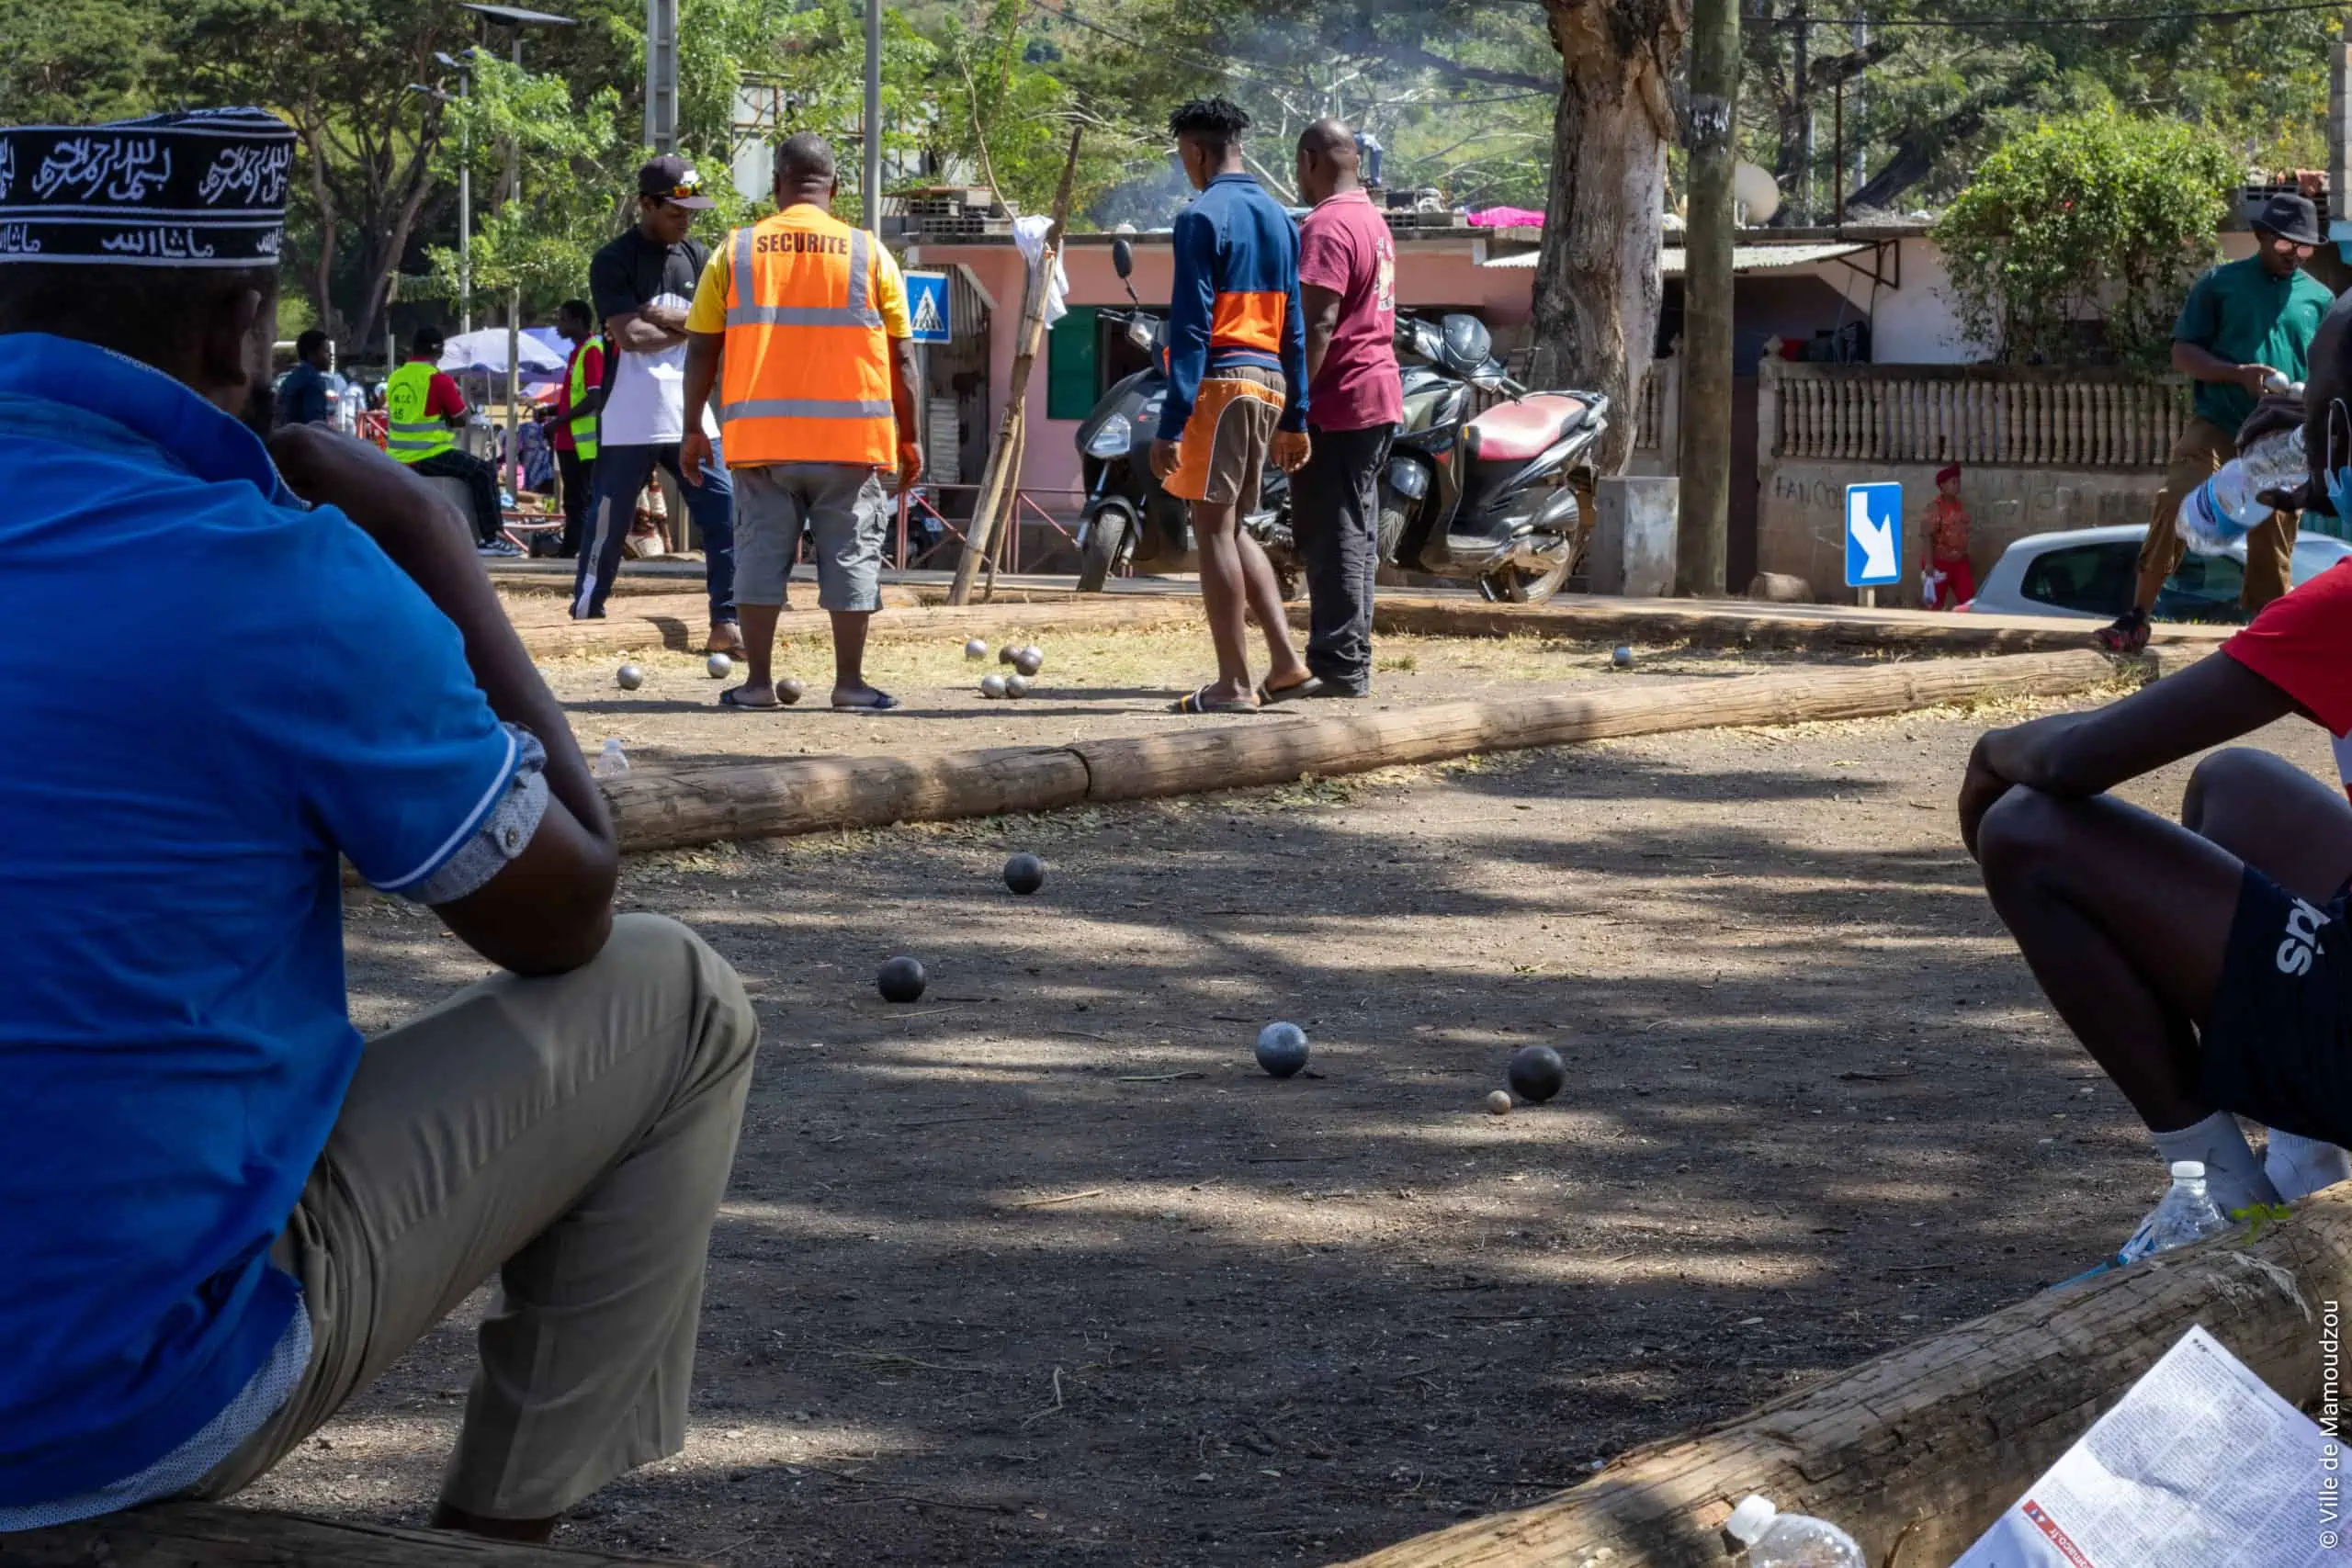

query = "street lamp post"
[863,0,882,231]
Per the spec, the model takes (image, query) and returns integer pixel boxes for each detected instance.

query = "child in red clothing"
[1920,463,1974,610]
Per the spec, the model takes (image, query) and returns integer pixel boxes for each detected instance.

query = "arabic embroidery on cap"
[0,107,293,267]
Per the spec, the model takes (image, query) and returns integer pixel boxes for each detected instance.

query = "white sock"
[2264,1130,2352,1201]
[2151,1112,2280,1213]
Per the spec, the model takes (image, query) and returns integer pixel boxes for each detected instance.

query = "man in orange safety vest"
[682,132,922,713]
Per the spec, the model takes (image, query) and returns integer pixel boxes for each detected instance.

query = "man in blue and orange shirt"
[1149,96,1315,714]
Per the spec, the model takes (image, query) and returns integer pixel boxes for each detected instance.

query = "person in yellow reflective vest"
[549,300,605,560]
[384,326,515,556]
[681,132,922,713]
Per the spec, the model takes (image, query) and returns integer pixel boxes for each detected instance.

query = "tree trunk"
[298,118,341,341]
[1527,0,1688,478]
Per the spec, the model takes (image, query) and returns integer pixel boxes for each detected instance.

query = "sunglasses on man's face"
[2271,233,2315,254]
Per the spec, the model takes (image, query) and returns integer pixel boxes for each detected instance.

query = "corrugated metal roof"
[1480,242,1866,274]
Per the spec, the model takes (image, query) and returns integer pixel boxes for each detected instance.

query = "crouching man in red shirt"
[1963,292,2352,1248]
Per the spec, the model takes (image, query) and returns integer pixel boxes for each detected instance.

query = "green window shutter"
[1046,306,1102,421]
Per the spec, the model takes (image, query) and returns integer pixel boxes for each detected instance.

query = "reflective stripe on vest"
[566,337,603,460]
[715,213,895,469]
[384,361,455,463]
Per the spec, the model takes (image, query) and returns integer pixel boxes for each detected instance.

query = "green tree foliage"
[1934,108,2240,367]
[417,54,628,312]
[1739,2,2343,220]
[0,0,165,123]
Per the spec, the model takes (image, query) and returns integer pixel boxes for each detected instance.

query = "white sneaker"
[477,538,523,558]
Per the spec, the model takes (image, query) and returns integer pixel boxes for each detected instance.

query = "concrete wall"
[1754,458,2164,606]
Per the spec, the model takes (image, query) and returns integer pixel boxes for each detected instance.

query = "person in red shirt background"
[1960,290,2352,1255]
[549,300,606,561]
[1278,118,1400,701]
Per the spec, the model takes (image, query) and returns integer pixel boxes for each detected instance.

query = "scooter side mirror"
[1112,238,1135,280]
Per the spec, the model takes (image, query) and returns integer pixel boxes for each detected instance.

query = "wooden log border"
[509,592,2227,664]
[601,650,2143,854]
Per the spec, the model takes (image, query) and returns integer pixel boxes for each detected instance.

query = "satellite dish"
[1732,163,1781,223]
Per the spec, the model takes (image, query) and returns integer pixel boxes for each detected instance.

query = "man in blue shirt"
[1149,96,1314,714]
[275,328,334,428]
[0,109,757,1543]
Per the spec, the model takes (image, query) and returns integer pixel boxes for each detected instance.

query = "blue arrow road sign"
[1844,481,1903,588]
[905,270,951,344]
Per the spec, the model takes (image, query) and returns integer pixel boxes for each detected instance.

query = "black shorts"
[2204,866,2352,1146]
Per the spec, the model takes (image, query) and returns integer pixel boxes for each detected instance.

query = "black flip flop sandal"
[1172,685,1261,715]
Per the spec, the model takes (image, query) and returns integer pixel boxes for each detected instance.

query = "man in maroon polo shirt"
[1273,118,1400,701]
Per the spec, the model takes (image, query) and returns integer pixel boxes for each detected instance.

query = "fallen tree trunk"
[7,1500,700,1565]
[605,745,1091,853]
[592,649,2139,854]
[502,588,2228,665]
[1070,649,2123,805]
[1368,596,2233,655]
[1336,1185,2346,1568]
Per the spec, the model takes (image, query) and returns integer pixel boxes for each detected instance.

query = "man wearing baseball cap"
[0,111,754,1541]
[2096,191,2332,653]
[571,155,741,655]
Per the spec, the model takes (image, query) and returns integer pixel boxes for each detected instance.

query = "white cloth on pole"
[1012,214,1069,326]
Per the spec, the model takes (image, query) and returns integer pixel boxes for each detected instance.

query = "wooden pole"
[949,128,1083,605]
[1678,0,1738,596]
[587,649,2130,853]
[1336,1182,2352,1568]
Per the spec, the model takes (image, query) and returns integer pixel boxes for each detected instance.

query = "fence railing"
[1760,360,2189,469]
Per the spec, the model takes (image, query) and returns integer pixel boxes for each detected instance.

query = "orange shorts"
[1164,367,1285,509]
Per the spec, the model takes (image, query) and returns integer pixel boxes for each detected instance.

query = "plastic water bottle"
[1724,1495,1865,1567]
[2177,428,2306,555]
[592,739,630,779]
[2118,1160,2232,1264]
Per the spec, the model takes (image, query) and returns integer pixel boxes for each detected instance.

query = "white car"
[1963,524,2352,623]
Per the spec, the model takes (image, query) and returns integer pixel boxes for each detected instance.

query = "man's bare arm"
[1959,655,2301,854]
[605,310,688,355]
[2174,339,2276,394]
[1300,282,1342,389]
[268,426,619,973]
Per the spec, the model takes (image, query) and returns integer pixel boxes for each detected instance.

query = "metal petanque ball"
[979,673,1008,699]
[999,643,1020,665]
[1003,852,1046,895]
[1486,1089,1514,1115]
[616,662,645,691]
[777,675,806,705]
[707,651,734,679]
[1507,1044,1566,1104]
[1255,1021,1310,1079]
[1610,645,1634,670]
[1012,646,1044,677]
[965,637,989,660]
[1004,673,1030,698]
[876,955,928,1003]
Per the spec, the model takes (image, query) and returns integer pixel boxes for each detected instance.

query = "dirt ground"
[532,626,1857,769]
[231,633,2340,1566]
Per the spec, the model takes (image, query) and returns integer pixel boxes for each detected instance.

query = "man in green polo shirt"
[2098,193,2334,652]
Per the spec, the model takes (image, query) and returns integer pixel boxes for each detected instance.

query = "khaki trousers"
[191,913,757,1519]
[2135,414,2297,612]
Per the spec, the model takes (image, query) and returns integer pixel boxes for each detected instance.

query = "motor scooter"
[1378,314,1609,603]
[1073,239,1301,594]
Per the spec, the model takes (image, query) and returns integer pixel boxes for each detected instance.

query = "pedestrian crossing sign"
[906,270,951,344]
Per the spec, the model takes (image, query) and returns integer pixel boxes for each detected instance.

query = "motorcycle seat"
[1463,394,1589,462]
